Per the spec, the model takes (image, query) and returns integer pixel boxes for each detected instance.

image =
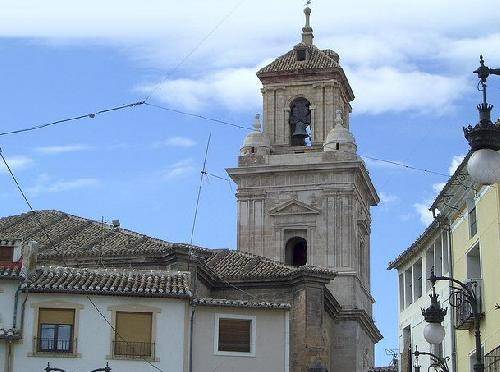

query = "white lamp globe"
[423,322,445,345]
[467,149,500,185]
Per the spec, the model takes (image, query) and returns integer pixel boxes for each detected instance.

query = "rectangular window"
[434,238,443,276]
[425,246,434,292]
[404,267,413,307]
[399,273,405,311]
[114,312,153,358]
[442,231,450,274]
[467,244,481,280]
[467,197,478,238]
[0,246,14,262]
[412,259,423,300]
[37,308,75,353]
[296,48,307,61]
[215,314,255,356]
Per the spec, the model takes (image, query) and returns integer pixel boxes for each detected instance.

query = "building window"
[214,314,256,356]
[467,198,478,238]
[37,308,75,353]
[466,244,481,280]
[296,48,307,61]
[399,274,405,311]
[412,259,423,300]
[404,267,413,307]
[113,312,154,358]
[0,246,14,263]
[285,237,307,267]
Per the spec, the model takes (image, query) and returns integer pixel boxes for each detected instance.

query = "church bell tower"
[227,7,380,371]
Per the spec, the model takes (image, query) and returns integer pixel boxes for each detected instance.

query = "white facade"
[395,226,455,372]
[0,279,291,372]
[1,289,187,372]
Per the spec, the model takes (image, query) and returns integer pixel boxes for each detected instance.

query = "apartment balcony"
[112,341,155,359]
[454,278,484,330]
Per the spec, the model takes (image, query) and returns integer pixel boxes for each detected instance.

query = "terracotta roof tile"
[0,211,335,282]
[193,298,290,309]
[257,44,340,76]
[22,266,191,298]
[0,265,21,280]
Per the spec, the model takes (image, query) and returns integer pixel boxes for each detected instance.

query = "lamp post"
[428,268,484,372]
[464,55,500,185]
[412,283,450,372]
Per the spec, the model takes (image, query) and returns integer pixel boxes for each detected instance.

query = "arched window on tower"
[289,98,311,146]
[285,237,307,267]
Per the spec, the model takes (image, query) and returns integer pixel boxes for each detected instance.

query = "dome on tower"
[240,114,271,156]
[324,110,357,154]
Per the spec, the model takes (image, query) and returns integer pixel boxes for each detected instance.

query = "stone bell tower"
[227,7,381,372]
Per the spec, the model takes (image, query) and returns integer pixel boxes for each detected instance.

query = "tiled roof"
[0,265,21,280]
[0,211,335,283]
[0,210,179,259]
[0,328,21,340]
[205,249,335,281]
[193,298,291,309]
[22,266,191,299]
[369,367,397,372]
[257,44,340,76]
[387,218,441,270]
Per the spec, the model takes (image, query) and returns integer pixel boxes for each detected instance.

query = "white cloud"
[379,192,399,205]
[414,201,434,226]
[415,154,467,225]
[35,144,91,154]
[349,67,467,115]
[1,0,498,115]
[448,155,465,175]
[161,159,195,180]
[26,174,100,196]
[153,137,196,148]
[0,155,33,173]
[139,66,261,112]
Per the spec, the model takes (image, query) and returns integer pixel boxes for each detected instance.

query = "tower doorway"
[285,237,308,267]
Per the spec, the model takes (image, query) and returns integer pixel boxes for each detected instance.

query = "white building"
[0,240,290,372]
[388,219,455,372]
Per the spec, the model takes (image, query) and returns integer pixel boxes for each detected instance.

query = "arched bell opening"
[285,237,308,267]
[289,97,311,146]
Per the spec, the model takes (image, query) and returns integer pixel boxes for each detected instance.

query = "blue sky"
[1,0,500,366]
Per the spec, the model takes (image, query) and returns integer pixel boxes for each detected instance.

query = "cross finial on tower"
[302,4,314,46]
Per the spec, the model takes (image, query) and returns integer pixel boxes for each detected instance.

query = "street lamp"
[464,55,500,185]
[428,268,484,372]
[411,284,450,372]
[413,345,450,372]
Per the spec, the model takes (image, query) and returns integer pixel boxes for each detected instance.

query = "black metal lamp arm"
[44,363,66,372]
[429,271,479,310]
[414,349,450,372]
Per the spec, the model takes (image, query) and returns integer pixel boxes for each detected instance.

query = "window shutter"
[115,312,152,343]
[39,308,75,325]
[218,318,251,353]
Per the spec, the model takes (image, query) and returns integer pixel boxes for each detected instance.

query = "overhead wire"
[1,147,167,372]
[143,0,247,102]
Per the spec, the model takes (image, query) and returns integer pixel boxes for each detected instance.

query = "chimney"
[20,241,38,279]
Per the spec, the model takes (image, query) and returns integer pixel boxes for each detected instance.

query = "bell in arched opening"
[289,97,311,146]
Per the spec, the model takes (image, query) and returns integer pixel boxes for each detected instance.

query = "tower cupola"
[324,110,357,154]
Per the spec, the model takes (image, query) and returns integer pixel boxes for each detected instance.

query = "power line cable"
[143,0,246,102]
[0,101,145,138]
[146,101,452,178]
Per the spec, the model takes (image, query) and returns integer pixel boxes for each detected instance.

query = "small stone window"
[296,48,307,61]
[285,237,307,267]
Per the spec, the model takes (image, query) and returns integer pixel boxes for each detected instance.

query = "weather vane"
[305,0,311,6]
